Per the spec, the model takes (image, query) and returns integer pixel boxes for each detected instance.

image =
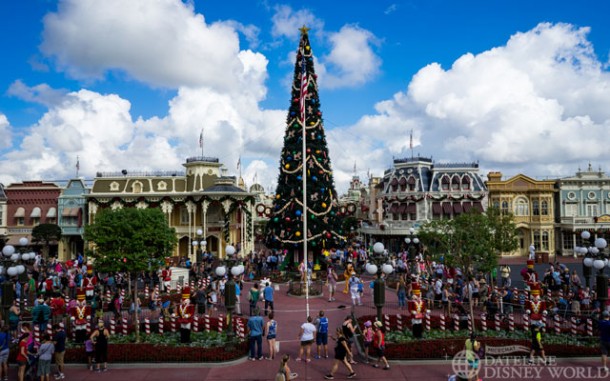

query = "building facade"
[486,172,556,257]
[556,164,610,256]
[57,179,90,261]
[4,181,62,253]
[360,157,488,252]
[86,156,255,262]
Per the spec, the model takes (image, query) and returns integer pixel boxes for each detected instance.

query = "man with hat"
[82,265,98,301]
[71,289,90,343]
[408,283,425,339]
[175,287,194,343]
[526,283,547,327]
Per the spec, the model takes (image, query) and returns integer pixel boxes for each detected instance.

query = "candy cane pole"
[587,319,593,337]
[158,316,164,335]
[481,313,487,332]
[34,325,40,342]
[425,310,431,332]
[508,314,515,332]
[542,313,548,333]
[86,317,91,336]
[122,316,128,335]
[218,314,224,333]
[440,314,446,332]
[384,314,390,332]
[397,314,403,331]
[105,289,111,303]
[47,322,53,336]
[453,314,459,332]
[110,318,116,336]
[554,314,561,335]
[205,314,210,332]
[145,318,151,335]
[570,317,577,336]
[495,313,501,331]
[170,315,176,333]
[467,314,472,333]
[193,316,199,333]
[144,285,149,300]
[523,313,530,332]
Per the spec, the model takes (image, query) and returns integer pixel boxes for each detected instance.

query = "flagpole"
[75,155,80,178]
[300,38,310,320]
[200,128,204,157]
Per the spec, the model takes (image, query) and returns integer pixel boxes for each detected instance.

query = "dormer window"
[451,176,460,191]
[461,176,470,190]
[441,176,450,191]
[408,176,416,191]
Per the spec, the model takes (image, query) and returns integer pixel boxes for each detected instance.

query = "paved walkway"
[9,273,605,381]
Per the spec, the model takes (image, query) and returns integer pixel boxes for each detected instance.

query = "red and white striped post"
[218,314,224,333]
[86,317,91,336]
[481,313,487,332]
[467,314,472,333]
[193,316,199,333]
[453,314,459,332]
[120,288,125,299]
[396,314,403,331]
[105,289,111,303]
[570,317,578,336]
[110,318,116,336]
[508,314,515,332]
[542,314,548,333]
[158,316,164,335]
[205,315,210,332]
[495,313,501,331]
[144,318,151,335]
[46,322,53,336]
[425,310,431,332]
[523,313,530,331]
[440,314,446,332]
[70,318,76,340]
[34,325,40,343]
[144,285,149,300]
[384,314,390,332]
[554,314,561,335]
[170,315,176,333]
[176,284,182,295]
[122,317,128,335]
[587,319,593,337]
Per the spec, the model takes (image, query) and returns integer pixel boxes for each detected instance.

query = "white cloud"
[327,22,610,184]
[40,0,249,91]
[7,80,68,107]
[0,114,11,151]
[270,5,324,40]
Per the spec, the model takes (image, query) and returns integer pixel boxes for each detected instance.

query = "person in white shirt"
[297,316,317,362]
[348,273,362,306]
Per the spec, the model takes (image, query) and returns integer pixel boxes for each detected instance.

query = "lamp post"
[1,237,31,319]
[215,245,244,339]
[366,242,394,322]
[191,229,207,264]
[404,227,420,272]
[580,231,609,306]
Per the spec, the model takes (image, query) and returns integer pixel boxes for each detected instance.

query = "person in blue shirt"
[599,310,610,371]
[247,308,264,360]
[0,325,9,381]
[315,310,329,359]
[264,282,274,316]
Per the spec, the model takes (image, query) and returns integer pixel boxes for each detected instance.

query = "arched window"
[451,176,460,191]
[390,178,398,192]
[501,201,509,214]
[533,231,541,250]
[542,231,550,251]
[441,176,450,191]
[461,176,471,190]
[541,200,548,215]
[532,200,539,216]
[407,176,416,191]
[398,177,407,192]
[515,198,529,216]
[493,201,500,209]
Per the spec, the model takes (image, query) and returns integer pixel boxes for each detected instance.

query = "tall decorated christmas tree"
[265,26,345,266]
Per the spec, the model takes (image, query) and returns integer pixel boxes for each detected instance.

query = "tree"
[84,207,177,342]
[418,208,518,328]
[31,223,62,258]
[265,26,345,264]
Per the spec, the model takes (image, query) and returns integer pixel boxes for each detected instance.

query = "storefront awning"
[30,207,41,218]
[398,204,407,214]
[453,203,463,214]
[443,203,452,215]
[463,202,472,212]
[46,207,56,218]
[432,203,442,215]
[14,207,25,218]
[474,202,484,212]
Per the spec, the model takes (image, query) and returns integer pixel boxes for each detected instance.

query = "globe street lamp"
[366,242,394,322]
[580,231,609,306]
[404,227,420,271]
[1,237,30,319]
[191,229,207,264]
[215,245,244,339]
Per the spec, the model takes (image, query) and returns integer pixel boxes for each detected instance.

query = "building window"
[532,200,539,216]
[515,198,529,216]
[132,181,143,193]
[31,217,40,226]
[17,217,24,226]
[441,176,450,191]
[110,181,120,191]
[562,233,574,251]
[587,204,599,217]
[451,176,460,191]
[461,176,470,190]
[533,231,541,251]
[567,192,576,200]
[541,200,548,215]
[493,201,500,209]
[157,181,167,191]
[588,191,597,200]
[407,177,416,191]
[180,206,189,225]
[501,201,509,214]
[542,231,549,251]
[565,204,577,217]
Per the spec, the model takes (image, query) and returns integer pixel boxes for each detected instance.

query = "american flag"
[300,53,308,123]
[76,156,80,171]
[410,129,413,150]
[199,129,203,148]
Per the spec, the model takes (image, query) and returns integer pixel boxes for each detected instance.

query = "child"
[85,338,95,370]
[362,320,374,364]
[528,323,548,365]
[37,334,55,381]
[372,321,390,370]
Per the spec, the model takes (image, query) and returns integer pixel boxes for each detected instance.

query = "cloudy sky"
[1,0,609,193]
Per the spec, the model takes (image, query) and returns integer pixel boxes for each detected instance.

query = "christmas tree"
[265,26,345,265]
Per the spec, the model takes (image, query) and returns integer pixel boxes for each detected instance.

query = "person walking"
[324,327,356,379]
[264,282,274,316]
[528,323,548,365]
[16,332,29,381]
[249,283,261,316]
[37,334,55,381]
[265,312,278,360]
[90,322,110,372]
[314,310,329,359]
[52,323,67,379]
[362,321,374,364]
[327,266,338,302]
[464,332,481,380]
[297,316,316,362]
[274,354,298,381]
[599,310,610,372]
[8,299,20,339]
[371,321,390,370]
[396,277,407,310]
[247,308,264,361]
[348,273,362,306]
[341,316,356,364]
[0,325,9,381]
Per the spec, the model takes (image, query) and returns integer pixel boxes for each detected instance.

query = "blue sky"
[1,0,610,192]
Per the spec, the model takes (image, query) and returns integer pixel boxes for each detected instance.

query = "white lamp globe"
[196,229,203,236]
[238,264,245,274]
[581,231,591,240]
[202,240,207,247]
[19,237,29,246]
[596,238,608,249]
[2,245,15,257]
[580,247,589,255]
[604,259,609,267]
[373,242,384,254]
[594,259,605,270]
[366,264,378,275]
[215,266,227,277]
[584,257,594,267]
[413,238,420,244]
[16,265,25,274]
[382,264,394,274]
[0,266,4,274]
[192,241,198,247]
[409,228,415,234]
[21,253,29,261]
[231,266,241,276]
[7,267,17,277]
[405,238,411,244]
[10,254,19,261]
[225,245,236,256]
[590,247,599,255]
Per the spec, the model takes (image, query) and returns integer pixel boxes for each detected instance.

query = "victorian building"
[85,156,255,262]
[57,179,89,260]
[486,172,556,258]
[0,184,7,240]
[360,156,488,252]
[556,164,610,256]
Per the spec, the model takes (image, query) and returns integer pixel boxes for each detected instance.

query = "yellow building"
[486,172,557,257]
[86,156,255,262]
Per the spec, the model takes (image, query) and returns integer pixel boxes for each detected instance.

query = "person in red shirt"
[50,293,66,324]
[371,321,390,370]
[17,333,28,381]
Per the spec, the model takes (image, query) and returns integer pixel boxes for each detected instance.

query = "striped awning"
[463,202,473,212]
[443,203,452,215]
[453,203,463,214]
[30,207,41,218]
[14,207,25,217]
[46,208,57,218]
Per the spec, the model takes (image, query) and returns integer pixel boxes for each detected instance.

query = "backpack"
[318,317,328,334]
